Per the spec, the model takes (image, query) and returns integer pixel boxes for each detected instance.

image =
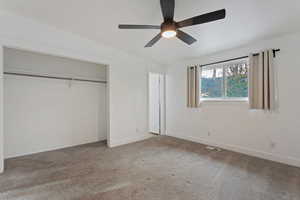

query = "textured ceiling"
[1,0,300,64]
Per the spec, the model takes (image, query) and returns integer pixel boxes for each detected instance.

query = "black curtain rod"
[4,72,107,84]
[200,49,280,68]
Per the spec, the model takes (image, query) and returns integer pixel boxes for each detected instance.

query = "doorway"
[149,73,165,135]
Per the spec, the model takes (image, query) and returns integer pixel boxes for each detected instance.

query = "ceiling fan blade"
[176,30,197,45]
[145,33,162,47]
[177,9,226,28]
[119,24,161,29]
[160,0,175,20]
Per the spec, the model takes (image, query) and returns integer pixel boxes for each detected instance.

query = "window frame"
[199,58,249,102]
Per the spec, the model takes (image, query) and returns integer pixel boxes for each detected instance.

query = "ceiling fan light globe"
[162,30,177,38]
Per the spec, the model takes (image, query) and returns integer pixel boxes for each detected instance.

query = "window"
[200,58,249,101]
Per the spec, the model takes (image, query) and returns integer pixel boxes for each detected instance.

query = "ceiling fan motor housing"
[161,21,177,33]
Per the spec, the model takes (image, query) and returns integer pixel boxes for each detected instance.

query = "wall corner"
[0,45,4,173]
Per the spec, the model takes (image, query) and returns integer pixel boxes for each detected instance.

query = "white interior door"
[149,73,163,134]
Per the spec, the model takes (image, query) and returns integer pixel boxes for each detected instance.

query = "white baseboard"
[168,132,300,168]
[109,133,153,148]
[4,139,106,159]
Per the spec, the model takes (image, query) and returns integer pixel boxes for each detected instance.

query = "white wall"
[0,12,165,172]
[167,32,300,167]
[4,75,107,158]
[4,48,107,81]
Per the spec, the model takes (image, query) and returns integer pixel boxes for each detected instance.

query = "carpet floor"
[1,136,300,200]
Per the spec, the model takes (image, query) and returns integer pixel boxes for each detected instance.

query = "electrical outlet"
[208,131,211,136]
[136,128,140,133]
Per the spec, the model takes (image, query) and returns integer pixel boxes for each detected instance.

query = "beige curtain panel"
[187,66,200,108]
[249,50,276,110]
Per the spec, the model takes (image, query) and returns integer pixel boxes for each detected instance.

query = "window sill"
[200,98,249,103]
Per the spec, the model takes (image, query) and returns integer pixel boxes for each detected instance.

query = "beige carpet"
[1,136,300,200]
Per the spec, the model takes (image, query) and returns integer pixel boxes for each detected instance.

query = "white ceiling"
[1,0,300,64]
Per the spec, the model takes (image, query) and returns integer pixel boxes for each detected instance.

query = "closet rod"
[200,49,280,68]
[4,72,107,84]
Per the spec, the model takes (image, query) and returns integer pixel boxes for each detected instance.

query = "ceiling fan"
[118,0,226,47]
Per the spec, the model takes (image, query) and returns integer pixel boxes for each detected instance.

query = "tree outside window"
[200,59,248,100]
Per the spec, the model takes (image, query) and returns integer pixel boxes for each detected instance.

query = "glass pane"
[224,63,248,98]
[201,66,223,98]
